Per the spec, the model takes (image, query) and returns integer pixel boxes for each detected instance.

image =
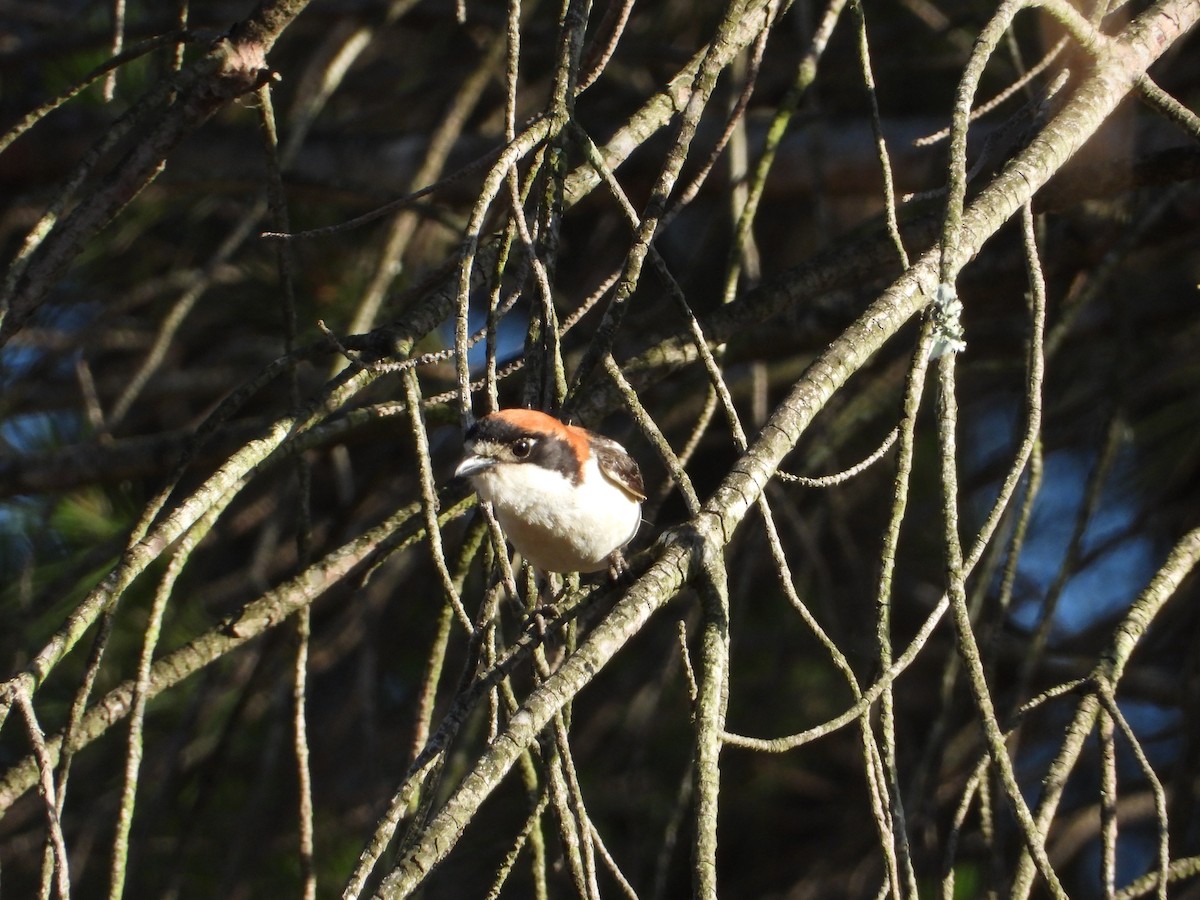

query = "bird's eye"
[512,438,533,458]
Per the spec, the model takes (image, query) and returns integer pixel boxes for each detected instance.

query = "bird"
[454,408,645,574]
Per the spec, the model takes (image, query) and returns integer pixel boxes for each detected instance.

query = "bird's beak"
[454,454,494,480]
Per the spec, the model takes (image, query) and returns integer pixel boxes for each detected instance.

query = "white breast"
[471,456,641,573]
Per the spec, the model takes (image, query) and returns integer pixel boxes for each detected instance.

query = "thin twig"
[15,687,71,900]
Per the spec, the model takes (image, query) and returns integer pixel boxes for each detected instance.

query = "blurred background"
[2,0,1200,896]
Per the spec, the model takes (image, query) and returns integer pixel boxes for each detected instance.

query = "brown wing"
[591,435,646,501]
